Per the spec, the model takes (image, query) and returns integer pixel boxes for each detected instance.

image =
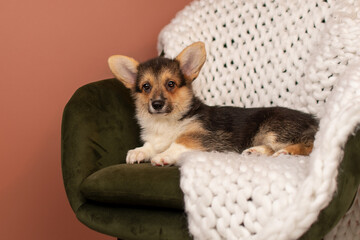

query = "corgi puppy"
[108,42,318,166]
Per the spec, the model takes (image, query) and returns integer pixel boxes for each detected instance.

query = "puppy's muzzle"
[149,99,170,114]
[151,100,165,111]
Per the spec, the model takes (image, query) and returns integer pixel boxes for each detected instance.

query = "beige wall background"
[0,0,192,239]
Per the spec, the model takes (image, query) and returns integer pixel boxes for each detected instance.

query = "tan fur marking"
[282,143,314,156]
[168,87,193,114]
[138,71,155,87]
[175,121,207,150]
[135,71,155,114]
[159,69,181,85]
[176,134,206,150]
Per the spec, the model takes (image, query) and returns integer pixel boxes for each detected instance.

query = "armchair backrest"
[158,0,360,115]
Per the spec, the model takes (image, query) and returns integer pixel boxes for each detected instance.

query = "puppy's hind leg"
[273,142,314,156]
[242,145,275,156]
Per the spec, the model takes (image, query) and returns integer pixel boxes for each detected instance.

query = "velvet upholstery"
[81,163,184,210]
[62,79,360,239]
[62,79,192,239]
[62,79,141,212]
[77,204,190,240]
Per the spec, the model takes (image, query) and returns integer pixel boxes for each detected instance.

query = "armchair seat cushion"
[80,163,184,210]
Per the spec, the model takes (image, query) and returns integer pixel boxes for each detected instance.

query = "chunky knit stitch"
[158,0,360,239]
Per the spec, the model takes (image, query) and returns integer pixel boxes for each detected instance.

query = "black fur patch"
[136,57,187,89]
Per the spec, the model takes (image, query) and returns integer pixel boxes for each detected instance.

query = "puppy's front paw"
[151,154,177,167]
[242,148,263,156]
[273,149,291,157]
[126,147,150,164]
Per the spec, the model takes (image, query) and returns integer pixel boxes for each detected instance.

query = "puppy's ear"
[108,55,139,89]
[175,42,206,82]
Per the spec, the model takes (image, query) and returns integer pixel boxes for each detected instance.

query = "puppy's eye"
[167,80,176,89]
[142,83,151,92]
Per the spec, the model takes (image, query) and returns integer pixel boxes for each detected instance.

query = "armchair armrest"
[61,79,141,212]
[300,129,360,239]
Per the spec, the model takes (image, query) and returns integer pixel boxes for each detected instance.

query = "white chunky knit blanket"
[158,0,360,239]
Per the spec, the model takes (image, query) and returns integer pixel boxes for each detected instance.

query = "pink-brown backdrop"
[0,0,192,239]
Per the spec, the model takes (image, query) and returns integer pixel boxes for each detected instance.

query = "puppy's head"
[108,42,206,119]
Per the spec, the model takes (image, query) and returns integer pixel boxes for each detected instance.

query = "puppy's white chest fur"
[139,115,192,153]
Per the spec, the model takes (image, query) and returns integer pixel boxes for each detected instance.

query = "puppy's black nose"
[152,100,165,110]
